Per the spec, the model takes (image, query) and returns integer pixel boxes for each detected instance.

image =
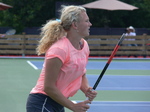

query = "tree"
[120,0,150,28]
[0,0,55,33]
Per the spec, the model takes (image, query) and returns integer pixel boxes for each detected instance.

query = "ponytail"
[36,20,66,55]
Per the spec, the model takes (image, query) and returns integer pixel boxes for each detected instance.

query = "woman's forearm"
[80,74,90,93]
[44,85,75,111]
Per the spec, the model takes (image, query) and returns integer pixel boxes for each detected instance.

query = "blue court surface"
[86,61,150,70]
[82,101,150,112]
[27,59,150,112]
[27,61,150,70]
[87,75,150,91]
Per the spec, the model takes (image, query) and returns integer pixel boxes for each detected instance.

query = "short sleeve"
[46,47,67,64]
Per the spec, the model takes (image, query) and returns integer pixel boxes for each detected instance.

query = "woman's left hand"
[85,87,97,101]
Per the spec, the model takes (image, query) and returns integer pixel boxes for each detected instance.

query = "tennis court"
[0,57,150,112]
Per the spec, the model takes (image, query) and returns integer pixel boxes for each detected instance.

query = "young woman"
[26,5,97,112]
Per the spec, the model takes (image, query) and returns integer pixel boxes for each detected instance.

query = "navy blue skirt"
[26,93,65,112]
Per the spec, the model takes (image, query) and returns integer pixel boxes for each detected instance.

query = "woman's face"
[76,12,92,37]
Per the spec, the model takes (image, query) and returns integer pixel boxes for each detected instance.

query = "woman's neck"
[66,34,82,50]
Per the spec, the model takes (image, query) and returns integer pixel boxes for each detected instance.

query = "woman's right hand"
[71,100,91,112]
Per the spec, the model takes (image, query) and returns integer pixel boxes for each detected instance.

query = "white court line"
[27,60,38,70]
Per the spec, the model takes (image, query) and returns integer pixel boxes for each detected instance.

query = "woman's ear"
[72,22,78,30]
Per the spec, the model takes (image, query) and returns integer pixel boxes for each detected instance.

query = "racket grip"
[85,88,95,112]
[85,97,89,101]
[85,96,92,112]
[85,88,94,102]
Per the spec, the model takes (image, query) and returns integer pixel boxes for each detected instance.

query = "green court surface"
[0,58,149,112]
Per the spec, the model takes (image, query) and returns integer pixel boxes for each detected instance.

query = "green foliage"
[0,0,150,33]
[0,0,55,33]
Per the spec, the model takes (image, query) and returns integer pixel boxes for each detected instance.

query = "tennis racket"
[5,29,16,35]
[0,29,16,38]
[92,33,125,90]
[86,33,125,108]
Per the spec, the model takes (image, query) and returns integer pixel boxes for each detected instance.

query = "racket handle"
[85,88,94,102]
[85,88,95,112]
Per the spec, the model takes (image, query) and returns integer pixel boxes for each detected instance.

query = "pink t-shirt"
[30,37,90,98]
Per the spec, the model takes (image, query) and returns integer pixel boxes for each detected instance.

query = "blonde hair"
[36,5,86,55]
[60,5,86,31]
